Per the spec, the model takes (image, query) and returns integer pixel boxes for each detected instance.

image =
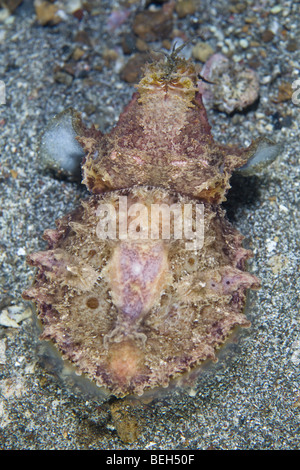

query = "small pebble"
[135,38,149,52]
[120,53,148,83]
[192,42,214,62]
[102,48,119,67]
[121,33,137,55]
[162,39,172,50]
[0,7,11,22]
[34,0,62,26]
[239,38,249,49]
[175,0,196,18]
[3,0,23,12]
[261,75,271,84]
[64,0,83,14]
[261,30,275,43]
[72,47,85,61]
[274,82,293,103]
[228,3,247,14]
[74,30,91,46]
[270,5,282,14]
[132,9,173,42]
[53,70,74,86]
[286,39,298,52]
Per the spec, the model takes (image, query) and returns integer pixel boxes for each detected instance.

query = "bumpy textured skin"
[80,58,253,203]
[23,54,260,398]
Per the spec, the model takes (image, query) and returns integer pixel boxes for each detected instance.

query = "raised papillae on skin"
[80,53,256,203]
[23,51,263,398]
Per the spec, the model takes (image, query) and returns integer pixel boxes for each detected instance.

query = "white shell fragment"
[39,108,85,178]
[0,305,32,328]
[198,53,260,114]
[236,137,282,176]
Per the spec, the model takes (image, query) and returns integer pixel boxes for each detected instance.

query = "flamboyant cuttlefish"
[23,48,279,399]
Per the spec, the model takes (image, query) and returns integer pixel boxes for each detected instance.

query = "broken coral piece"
[198,53,260,114]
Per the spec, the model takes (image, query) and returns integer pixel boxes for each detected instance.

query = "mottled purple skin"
[80,57,260,204]
[23,54,261,398]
